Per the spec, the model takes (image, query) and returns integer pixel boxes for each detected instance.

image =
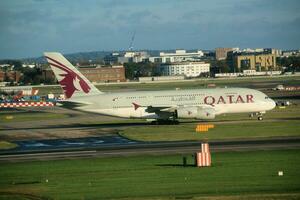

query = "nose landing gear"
[249,112,264,120]
[257,116,263,121]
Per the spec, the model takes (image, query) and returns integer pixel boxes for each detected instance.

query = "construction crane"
[128,31,136,51]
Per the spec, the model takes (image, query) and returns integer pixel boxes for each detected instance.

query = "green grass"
[120,120,300,142]
[0,149,299,199]
[0,141,18,150]
[0,112,68,123]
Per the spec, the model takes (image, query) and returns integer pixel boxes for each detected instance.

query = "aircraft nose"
[269,98,276,110]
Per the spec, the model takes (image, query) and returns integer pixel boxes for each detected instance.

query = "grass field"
[120,105,300,142]
[0,112,67,123]
[0,141,18,150]
[120,120,300,142]
[0,149,299,200]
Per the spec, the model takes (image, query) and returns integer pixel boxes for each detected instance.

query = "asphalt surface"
[0,137,299,162]
[8,136,138,152]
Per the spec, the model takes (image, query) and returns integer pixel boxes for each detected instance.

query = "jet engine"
[176,106,215,119]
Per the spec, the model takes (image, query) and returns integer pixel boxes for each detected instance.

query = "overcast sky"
[0,0,299,59]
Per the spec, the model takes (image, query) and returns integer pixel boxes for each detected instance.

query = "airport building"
[160,62,210,77]
[117,51,150,64]
[0,71,21,83]
[231,53,277,71]
[43,65,126,83]
[149,49,204,63]
[79,66,126,83]
[281,50,300,57]
[215,47,238,60]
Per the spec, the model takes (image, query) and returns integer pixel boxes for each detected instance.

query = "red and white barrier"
[197,152,211,167]
[0,102,55,108]
[197,143,211,167]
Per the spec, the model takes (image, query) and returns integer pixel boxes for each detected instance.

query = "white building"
[149,49,204,63]
[118,51,150,64]
[22,64,36,68]
[160,62,210,77]
[0,64,11,68]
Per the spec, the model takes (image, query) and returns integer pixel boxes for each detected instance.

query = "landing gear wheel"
[258,116,263,121]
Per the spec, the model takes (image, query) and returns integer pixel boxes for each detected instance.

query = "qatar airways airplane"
[44,52,276,124]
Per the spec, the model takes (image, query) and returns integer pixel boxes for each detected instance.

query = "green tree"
[277,56,300,72]
[124,62,160,80]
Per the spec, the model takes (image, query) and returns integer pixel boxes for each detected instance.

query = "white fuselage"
[63,88,276,119]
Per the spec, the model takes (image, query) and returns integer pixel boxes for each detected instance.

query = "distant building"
[281,50,300,57]
[43,65,126,83]
[270,48,282,57]
[79,66,126,83]
[0,71,4,82]
[22,64,36,68]
[160,62,210,77]
[231,53,277,71]
[118,51,150,64]
[150,49,204,63]
[215,48,238,60]
[0,71,21,83]
[237,48,282,57]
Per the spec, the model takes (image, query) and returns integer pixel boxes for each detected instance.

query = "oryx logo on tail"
[46,56,91,98]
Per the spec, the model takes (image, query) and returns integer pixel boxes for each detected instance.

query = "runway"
[0,137,299,162]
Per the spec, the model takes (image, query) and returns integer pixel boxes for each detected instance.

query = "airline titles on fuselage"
[129,94,255,110]
[170,94,254,105]
[204,94,254,105]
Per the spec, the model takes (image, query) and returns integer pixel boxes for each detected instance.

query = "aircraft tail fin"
[44,52,103,99]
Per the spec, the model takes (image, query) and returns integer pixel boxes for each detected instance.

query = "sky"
[0,0,299,59]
